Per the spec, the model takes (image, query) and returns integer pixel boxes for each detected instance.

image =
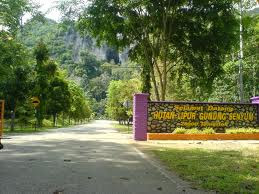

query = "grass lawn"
[153,148,259,193]
[3,124,75,134]
[113,123,132,133]
[4,126,57,134]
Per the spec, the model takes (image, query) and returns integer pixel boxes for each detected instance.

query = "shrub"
[185,128,203,134]
[173,128,187,134]
[226,128,259,134]
[172,128,215,134]
[42,119,53,127]
[171,127,259,134]
[202,128,215,134]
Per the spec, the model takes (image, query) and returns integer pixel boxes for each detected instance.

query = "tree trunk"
[150,63,160,101]
[53,113,56,127]
[10,110,15,132]
[56,114,58,126]
[141,62,151,94]
[161,59,168,101]
[62,113,65,126]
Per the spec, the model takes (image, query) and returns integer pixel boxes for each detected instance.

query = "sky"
[36,0,61,20]
[24,0,258,23]
[24,0,62,22]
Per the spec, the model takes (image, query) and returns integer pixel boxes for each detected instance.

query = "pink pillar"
[251,96,259,104]
[133,93,149,141]
[251,96,259,124]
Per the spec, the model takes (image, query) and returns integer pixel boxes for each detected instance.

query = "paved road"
[0,120,208,194]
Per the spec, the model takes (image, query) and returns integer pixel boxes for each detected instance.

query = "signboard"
[0,100,4,138]
[148,101,259,133]
[31,97,40,107]
[123,100,132,109]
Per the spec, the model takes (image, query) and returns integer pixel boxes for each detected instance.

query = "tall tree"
[33,41,57,127]
[106,79,141,121]
[78,0,239,101]
[0,0,31,35]
[0,33,32,131]
[68,81,91,123]
[47,75,71,127]
[209,13,259,102]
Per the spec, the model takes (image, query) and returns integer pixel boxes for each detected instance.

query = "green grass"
[3,119,90,134]
[153,148,259,193]
[4,126,57,134]
[113,124,132,133]
[3,123,78,134]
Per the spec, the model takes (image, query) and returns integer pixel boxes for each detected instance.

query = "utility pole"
[239,0,244,102]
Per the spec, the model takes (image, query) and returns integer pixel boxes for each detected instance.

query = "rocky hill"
[20,18,127,65]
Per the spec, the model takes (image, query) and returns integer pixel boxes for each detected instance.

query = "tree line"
[0,0,92,131]
[1,0,258,126]
[78,0,258,102]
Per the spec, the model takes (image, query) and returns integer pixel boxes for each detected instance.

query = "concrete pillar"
[133,93,149,141]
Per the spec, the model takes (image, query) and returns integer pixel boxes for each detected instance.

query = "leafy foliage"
[0,0,31,34]
[106,79,141,120]
[173,128,215,134]
[209,14,259,102]
[226,128,259,134]
[78,0,239,100]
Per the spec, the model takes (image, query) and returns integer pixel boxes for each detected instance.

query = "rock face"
[63,27,128,63]
[22,19,128,64]
[63,27,108,61]
[147,102,259,133]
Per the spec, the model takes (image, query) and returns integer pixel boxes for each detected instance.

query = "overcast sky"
[24,0,258,23]
[36,0,61,20]
[24,0,61,22]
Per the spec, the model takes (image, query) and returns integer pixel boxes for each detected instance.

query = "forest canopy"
[0,0,258,126]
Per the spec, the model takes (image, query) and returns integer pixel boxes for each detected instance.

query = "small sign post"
[0,100,4,150]
[31,97,40,131]
[32,97,40,108]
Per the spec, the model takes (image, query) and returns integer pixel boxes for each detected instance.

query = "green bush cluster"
[173,128,259,134]
[185,128,203,134]
[172,128,186,134]
[226,128,259,134]
[42,119,53,127]
[173,128,215,134]
[202,128,215,134]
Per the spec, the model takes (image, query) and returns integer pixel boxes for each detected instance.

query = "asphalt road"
[0,120,209,194]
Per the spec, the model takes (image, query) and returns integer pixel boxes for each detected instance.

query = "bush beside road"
[113,123,132,134]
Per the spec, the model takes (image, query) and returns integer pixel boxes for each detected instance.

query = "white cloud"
[24,0,61,22]
[36,0,61,20]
